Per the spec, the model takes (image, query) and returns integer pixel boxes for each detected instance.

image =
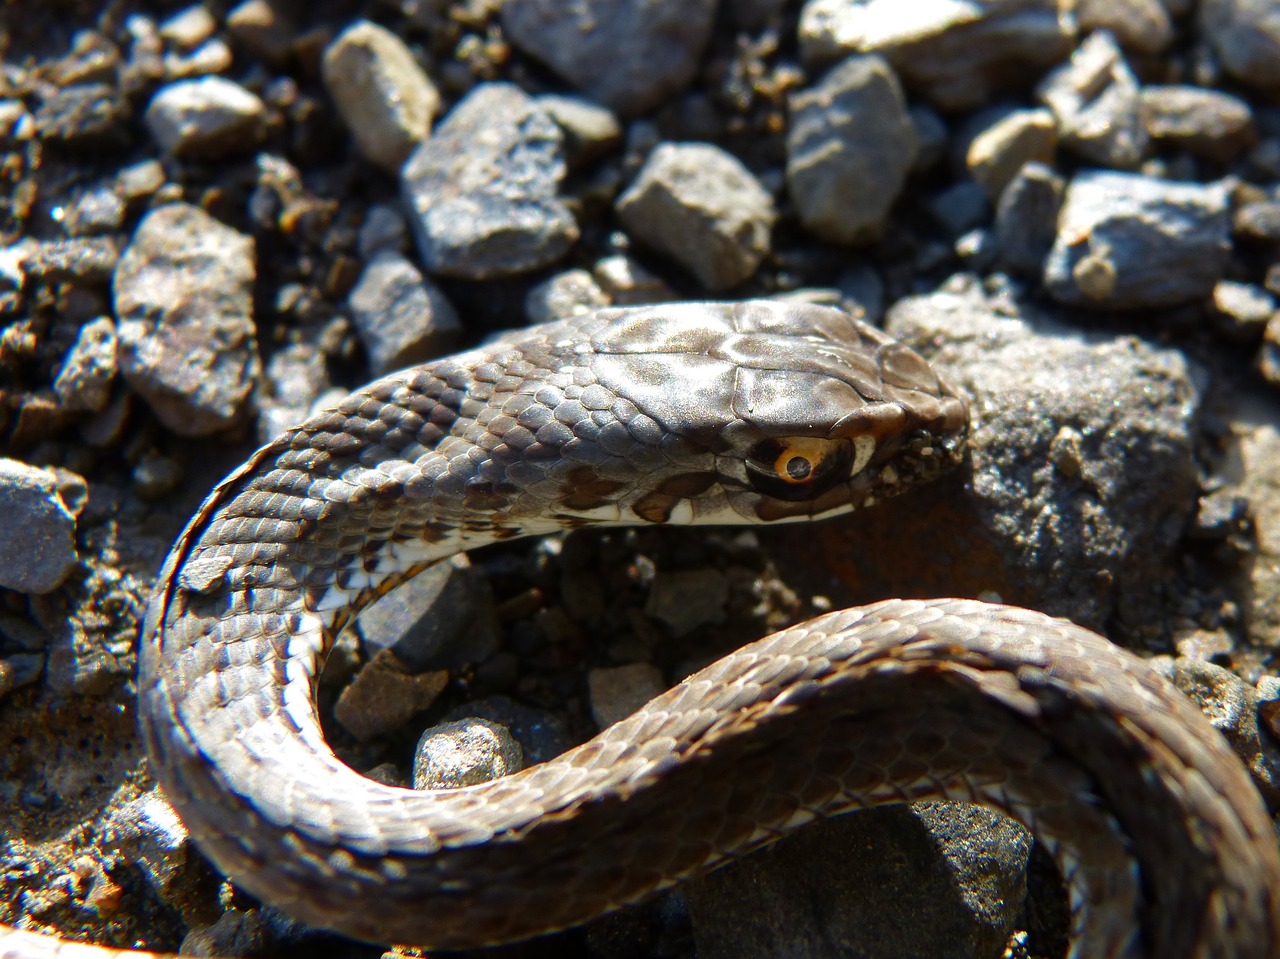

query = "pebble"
[53,316,117,413]
[593,254,678,305]
[644,567,729,637]
[401,83,578,279]
[357,554,501,673]
[1260,315,1280,388]
[35,82,132,150]
[1075,0,1173,54]
[1043,171,1230,309]
[536,94,623,168]
[157,5,217,50]
[113,203,261,435]
[525,268,610,324]
[101,791,193,914]
[256,342,331,443]
[225,0,295,67]
[333,649,448,742]
[356,203,408,258]
[797,0,1072,112]
[1037,31,1147,169]
[1142,85,1256,163]
[994,162,1064,277]
[926,180,989,237]
[144,75,266,157]
[587,662,666,729]
[1235,199,1280,243]
[0,459,80,594]
[616,142,776,290]
[321,20,440,172]
[1200,0,1280,89]
[346,251,461,376]
[965,107,1057,200]
[1208,280,1275,342]
[500,0,717,116]
[439,695,573,765]
[412,718,524,789]
[786,54,918,245]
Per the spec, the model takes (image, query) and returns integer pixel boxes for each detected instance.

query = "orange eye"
[747,436,868,501]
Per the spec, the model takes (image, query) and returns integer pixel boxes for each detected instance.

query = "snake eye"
[745,436,862,501]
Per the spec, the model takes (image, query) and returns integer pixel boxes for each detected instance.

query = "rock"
[887,284,1201,635]
[356,204,408,258]
[687,803,1030,959]
[401,83,578,279]
[0,459,79,593]
[593,254,678,305]
[994,162,1064,278]
[536,94,623,168]
[143,75,266,157]
[102,791,206,922]
[1074,0,1173,54]
[1141,86,1256,163]
[225,0,295,67]
[321,20,440,172]
[1200,0,1280,90]
[34,82,132,150]
[645,567,729,637]
[965,107,1057,200]
[927,180,989,237]
[357,554,501,672]
[346,251,461,376]
[616,142,776,290]
[157,5,217,50]
[587,662,666,729]
[1037,32,1148,169]
[256,341,330,443]
[114,203,260,435]
[797,0,1073,112]
[333,648,448,742]
[412,718,524,789]
[1207,280,1275,343]
[786,54,918,245]
[1236,199,1280,243]
[53,316,117,413]
[500,0,717,116]
[525,269,610,324]
[439,695,573,765]
[1043,171,1230,309]
[1262,315,1280,388]
[1165,658,1280,806]
[1234,405,1280,649]
[63,185,127,235]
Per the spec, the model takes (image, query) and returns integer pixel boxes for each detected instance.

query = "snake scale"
[2,300,1279,958]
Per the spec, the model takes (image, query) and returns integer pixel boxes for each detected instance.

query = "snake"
[2,299,1279,958]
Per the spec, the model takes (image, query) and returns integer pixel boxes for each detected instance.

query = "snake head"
[574,300,969,525]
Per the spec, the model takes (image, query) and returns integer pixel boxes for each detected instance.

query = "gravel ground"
[3,1,1280,957]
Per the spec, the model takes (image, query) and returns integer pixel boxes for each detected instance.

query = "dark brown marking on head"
[656,472,717,497]
[560,466,627,511]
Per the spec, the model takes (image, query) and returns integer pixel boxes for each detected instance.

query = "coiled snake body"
[3,301,1279,958]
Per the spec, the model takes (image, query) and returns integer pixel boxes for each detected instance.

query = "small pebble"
[413,718,523,789]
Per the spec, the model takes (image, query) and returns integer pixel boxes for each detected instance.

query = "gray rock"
[1165,658,1280,806]
[357,554,501,672]
[35,83,131,150]
[645,567,729,637]
[143,75,266,158]
[1234,398,1280,649]
[927,180,990,237]
[888,284,1201,636]
[157,5,216,50]
[965,107,1057,200]
[500,0,717,116]
[1075,0,1173,54]
[1043,171,1230,309]
[401,83,578,279]
[786,54,918,245]
[412,717,524,789]
[347,251,461,375]
[687,803,1030,959]
[994,161,1064,277]
[322,20,440,172]
[1142,85,1257,162]
[593,254,678,305]
[114,203,261,435]
[440,695,573,765]
[798,0,1073,112]
[587,662,666,729]
[333,648,448,742]
[616,142,776,290]
[525,268,610,324]
[356,203,409,258]
[1200,0,1280,90]
[1235,199,1280,243]
[225,0,296,67]
[64,185,127,235]
[102,791,195,914]
[1037,32,1148,169]
[0,459,80,594]
[0,654,43,699]
[536,94,623,168]
[53,316,117,413]
[256,341,331,443]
